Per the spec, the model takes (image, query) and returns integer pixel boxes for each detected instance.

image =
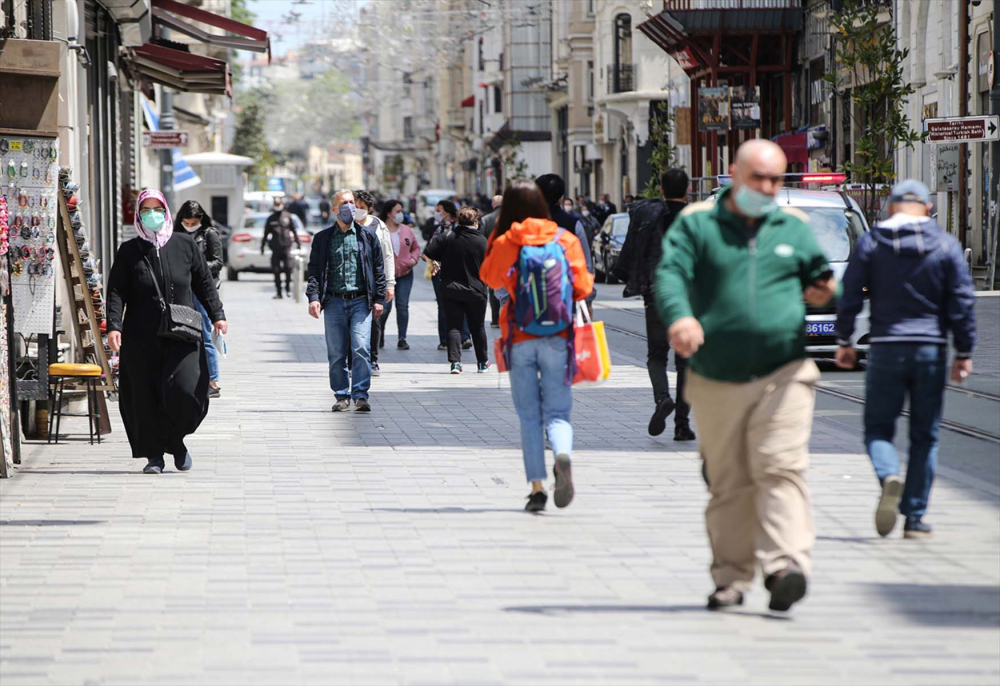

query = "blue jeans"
[381,270,414,340]
[323,296,373,400]
[193,295,219,383]
[433,273,469,345]
[509,336,573,482]
[864,343,946,518]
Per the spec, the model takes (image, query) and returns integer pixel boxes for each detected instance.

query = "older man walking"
[306,190,386,412]
[655,140,836,612]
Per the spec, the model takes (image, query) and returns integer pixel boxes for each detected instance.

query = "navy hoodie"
[835,214,976,357]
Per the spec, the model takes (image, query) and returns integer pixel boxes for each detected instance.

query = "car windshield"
[609,216,629,237]
[802,208,866,262]
[422,193,454,207]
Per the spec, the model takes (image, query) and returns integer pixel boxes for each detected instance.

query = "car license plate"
[806,322,836,336]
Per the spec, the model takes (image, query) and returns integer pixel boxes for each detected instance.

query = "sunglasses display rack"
[0,135,58,336]
[0,196,18,477]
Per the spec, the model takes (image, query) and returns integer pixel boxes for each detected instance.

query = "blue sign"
[267,177,286,193]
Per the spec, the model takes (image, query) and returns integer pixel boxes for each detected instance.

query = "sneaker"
[903,517,933,539]
[674,424,696,442]
[648,396,676,436]
[398,339,410,350]
[142,459,164,475]
[765,562,808,612]
[875,475,904,537]
[490,322,500,329]
[332,399,351,412]
[208,385,221,399]
[273,294,283,300]
[707,586,745,610]
[174,452,192,471]
[450,362,463,374]
[354,398,372,412]
[371,363,381,377]
[525,491,547,513]
[462,339,473,350]
[477,361,491,373]
[437,343,448,351]
[553,454,574,508]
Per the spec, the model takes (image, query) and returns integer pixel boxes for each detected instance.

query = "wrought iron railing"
[607,63,636,94]
[663,0,801,9]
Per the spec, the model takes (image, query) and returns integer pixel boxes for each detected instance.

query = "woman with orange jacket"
[480,179,594,512]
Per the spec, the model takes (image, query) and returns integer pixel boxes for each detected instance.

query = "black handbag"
[143,251,203,344]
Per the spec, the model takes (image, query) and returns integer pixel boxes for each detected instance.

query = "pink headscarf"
[135,189,174,248]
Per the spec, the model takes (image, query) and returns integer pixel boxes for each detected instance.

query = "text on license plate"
[806,322,836,336]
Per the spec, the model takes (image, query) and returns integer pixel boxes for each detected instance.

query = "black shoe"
[273,294,283,300]
[648,396,676,436]
[174,452,192,471]
[490,323,500,329]
[462,339,473,350]
[903,517,933,539]
[332,399,351,412]
[707,586,745,610]
[143,458,164,475]
[477,361,491,373]
[438,343,448,351]
[674,424,696,442]
[525,491,547,513]
[876,475,904,537]
[355,398,372,412]
[553,454,574,508]
[208,385,221,399]
[450,362,463,374]
[398,339,410,350]
[765,563,808,612]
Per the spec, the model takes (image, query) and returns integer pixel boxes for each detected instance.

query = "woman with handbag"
[106,189,228,474]
[480,180,594,513]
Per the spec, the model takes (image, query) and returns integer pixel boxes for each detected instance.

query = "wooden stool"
[48,363,103,445]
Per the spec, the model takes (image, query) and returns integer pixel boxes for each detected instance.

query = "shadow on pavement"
[0,519,106,526]
[866,583,1000,628]
[503,603,770,617]
[371,507,526,514]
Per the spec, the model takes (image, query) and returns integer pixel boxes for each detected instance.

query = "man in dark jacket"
[262,197,301,299]
[835,179,976,541]
[614,169,694,441]
[306,190,386,413]
[288,192,309,227]
[536,174,595,307]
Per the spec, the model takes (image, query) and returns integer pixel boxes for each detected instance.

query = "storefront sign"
[142,131,190,149]
[924,115,1000,144]
[730,86,760,130]
[698,87,729,132]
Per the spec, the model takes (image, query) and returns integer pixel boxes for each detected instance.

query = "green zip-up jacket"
[655,187,830,383]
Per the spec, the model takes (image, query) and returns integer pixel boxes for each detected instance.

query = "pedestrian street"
[1,275,998,686]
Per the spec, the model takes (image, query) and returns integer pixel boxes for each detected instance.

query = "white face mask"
[356,209,369,222]
[393,212,404,224]
[581,210,590,218]
[182,222,200,233]
[563,204,574,213]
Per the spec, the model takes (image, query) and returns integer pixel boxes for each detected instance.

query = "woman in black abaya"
[106,189,228,474]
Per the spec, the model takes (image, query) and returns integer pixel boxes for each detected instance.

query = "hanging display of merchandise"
[0,136,59,335]
[0,196,16,477]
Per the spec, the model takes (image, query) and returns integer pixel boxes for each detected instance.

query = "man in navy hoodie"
[835,180,976,540]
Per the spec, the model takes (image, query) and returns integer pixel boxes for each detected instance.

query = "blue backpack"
[510,229,574,336]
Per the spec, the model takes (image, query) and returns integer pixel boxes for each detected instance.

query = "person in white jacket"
[354,190,395,377]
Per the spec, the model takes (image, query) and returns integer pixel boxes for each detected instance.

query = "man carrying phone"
[655,140,836,613]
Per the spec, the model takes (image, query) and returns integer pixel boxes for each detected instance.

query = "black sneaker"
[437,343,448,351]
[903,517,933,539]
[208,385,221,399]
[174,452,192,471]
[355,398,372,412]
[332,399,351,412]
[398,339,410,350]
[674,424,696,442]
[648,397,676,436]
[876,475,904,537]
[553,454,574,508]
[477,361,491,373]
[273,294,283,300]
[765,563,808,612]
[143,459,164,475]
[707,586,744,610]
[525,491,547,513]
[450,362,463,374]
[462,339,473,350]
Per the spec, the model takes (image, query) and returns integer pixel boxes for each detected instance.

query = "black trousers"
[643,294,690,425]
[489,288,501,325]
[271,251,292,295]
[443,295,488,365]
[370,308,383,364]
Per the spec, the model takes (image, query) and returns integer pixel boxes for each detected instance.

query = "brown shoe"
[707,586,744,610]
[765,563,808,612]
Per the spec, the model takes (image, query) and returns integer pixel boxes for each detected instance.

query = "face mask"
[393,212,404,224]
[140,209,166,232]
[581,210,590,218]
[356,209,369,222]
[733,185,778,219]
[563,205,573,213]
[338,203,357,224]
[182,222,200,233]
[434,211,443,223]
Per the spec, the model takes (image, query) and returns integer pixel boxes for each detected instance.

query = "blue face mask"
[733,185,778,219]
[338,202,357,224]
[140,209,166,232]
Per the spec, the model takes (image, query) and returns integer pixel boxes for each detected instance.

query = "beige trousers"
[685,358,820,591]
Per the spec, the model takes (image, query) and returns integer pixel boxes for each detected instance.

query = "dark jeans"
[489,288,501,325]
[443,296,488,365]
[271,251,292,295]
[864,343,946,518]
[643,294,690,425]
[379,269,414,342]
[433,273,469,344]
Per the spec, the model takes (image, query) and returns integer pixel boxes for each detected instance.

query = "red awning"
[130,43,231,97]
[152,0,270,61]
[460,94,475,108]
[774,131,808,165]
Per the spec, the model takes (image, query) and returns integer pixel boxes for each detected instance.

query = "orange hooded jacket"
[480,217,595,345]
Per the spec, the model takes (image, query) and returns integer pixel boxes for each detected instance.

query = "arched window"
[612,13,633,93]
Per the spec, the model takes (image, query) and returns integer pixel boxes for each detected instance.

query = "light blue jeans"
[509,336,573,482]
[193,295,219,383]
[323,296,373,400]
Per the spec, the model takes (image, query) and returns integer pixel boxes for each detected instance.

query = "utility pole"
[990,0,1000,289]
[159,26,175,210]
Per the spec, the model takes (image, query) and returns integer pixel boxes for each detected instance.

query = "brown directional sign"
[142,131,190,149]
[924,116,999,144]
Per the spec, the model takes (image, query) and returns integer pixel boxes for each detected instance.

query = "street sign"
[142,131,189,149]
[924,115,1000,144]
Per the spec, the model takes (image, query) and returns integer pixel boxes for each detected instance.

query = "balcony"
[663,0,800,8]
[607,63,636,95]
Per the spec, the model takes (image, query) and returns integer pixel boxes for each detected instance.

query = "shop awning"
[130,43,231,96]
[141,95,201,191]
[151,0,270,59]
[460,95,475,108]
[773,131,808,165]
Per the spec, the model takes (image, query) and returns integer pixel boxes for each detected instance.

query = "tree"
[230,89,273,186]
[499,136,529,186]
[266,70,359,155]
[824,0,926,225]
[640,102,681,199]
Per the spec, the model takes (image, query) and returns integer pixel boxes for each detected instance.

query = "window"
[479,101,484,134]
[403,116,414,140]
[588,0,595,16]
[494,85,502,114]
[499,51,504,71]
[478,37,485,72]
[610,14,633,94]
[587,61,594,102]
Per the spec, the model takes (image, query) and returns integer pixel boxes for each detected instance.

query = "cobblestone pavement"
[1,275,998,686]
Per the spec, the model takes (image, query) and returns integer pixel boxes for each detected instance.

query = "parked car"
[415,188,457,225]
[226,212,310,281]
[592,213,629,284]
[707,187,873,356]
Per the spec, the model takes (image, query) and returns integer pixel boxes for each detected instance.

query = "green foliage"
[265,70,359,154]
[824,0,926,224]
[500,136,529,186]
[230,88,273,183]
[641,102,681,199]
[383,154,404,194]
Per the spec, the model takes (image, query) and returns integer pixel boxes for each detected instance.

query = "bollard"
[293,255,305,303]
[964,248,973,274]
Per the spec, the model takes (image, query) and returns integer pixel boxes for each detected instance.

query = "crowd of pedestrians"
[102,139,977,615]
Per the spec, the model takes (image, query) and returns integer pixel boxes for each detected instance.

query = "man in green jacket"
[655,140,836,613]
